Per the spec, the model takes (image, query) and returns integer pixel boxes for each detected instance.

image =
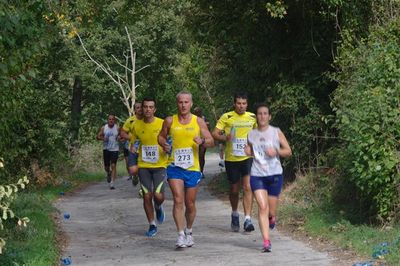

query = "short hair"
[176,91,193,101]
[134,101,142,107]
[254,102,270,114]
[142,97,156,105]
[233,92,248,103]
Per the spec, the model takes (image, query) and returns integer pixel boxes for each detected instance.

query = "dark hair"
[254,102,270,114]
[142,97,156,105]
[233,92,248,103]
[134,101,142,107]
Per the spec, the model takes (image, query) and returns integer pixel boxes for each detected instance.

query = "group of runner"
[96,91,292,253]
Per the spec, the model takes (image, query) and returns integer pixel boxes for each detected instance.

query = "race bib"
[232,138,247,157]
[253,145,268,170]
[141,145,159,163]
[174,148,194,169]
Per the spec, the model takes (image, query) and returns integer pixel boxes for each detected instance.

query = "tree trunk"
[70,76,83,148]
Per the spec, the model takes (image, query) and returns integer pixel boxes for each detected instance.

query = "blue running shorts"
[166,164,202,188]
[250,174,283,197]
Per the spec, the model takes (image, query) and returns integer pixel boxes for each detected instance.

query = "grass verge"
[0,170,105,265]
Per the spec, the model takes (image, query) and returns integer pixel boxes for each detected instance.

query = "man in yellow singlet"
[121,101,143,186]
[129,98,168,237]
[212,92,257,232]
[158,91,214,248]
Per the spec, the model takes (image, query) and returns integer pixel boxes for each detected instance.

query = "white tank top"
[247,126,283,176]
[103,124,119,151]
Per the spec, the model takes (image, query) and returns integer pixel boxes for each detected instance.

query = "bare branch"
[111,54,132,73]
[135,65,150,74]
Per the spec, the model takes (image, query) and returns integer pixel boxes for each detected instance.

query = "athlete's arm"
[158,116,172,153]
[196,117,214,148]
[212,127,226,142]
[120,117,133,141]
[244,137,253,156]
[96,126,105,141]
[277,129,292,158]
[130,127,138,153]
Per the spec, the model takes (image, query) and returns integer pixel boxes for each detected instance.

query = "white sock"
[178,230,185,236]
[185,228,192,234]
[245,215,251,221]
[150,220,156,226]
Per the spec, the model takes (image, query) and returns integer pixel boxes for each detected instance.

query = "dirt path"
[55,153,335,265]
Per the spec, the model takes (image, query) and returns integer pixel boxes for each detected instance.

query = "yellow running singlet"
[131,118,167,168]
[168,114,201,171]
[215,111,256,162]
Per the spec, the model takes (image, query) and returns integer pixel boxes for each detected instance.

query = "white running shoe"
[186,233,194,247]
[176,234,187,248]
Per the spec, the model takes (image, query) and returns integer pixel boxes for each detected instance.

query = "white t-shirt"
[103,124,119,151]
[247,126,283,176]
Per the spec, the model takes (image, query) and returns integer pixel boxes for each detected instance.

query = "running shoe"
[155,205,165,224]
[127,175,132,181]
[269,216,276,230]
[106,171,111,183]
[176,234,187,248]
[132,175,139,186]
[231,214,240,232]
[145,225,157,237]
[243,218,255,232]
[218,160,225,167]
[263,239,272,252]
[186,232,194,247]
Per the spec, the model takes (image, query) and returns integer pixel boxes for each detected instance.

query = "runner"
[121,101,143,187]
[129,98,168,237]
[244,103,292,252]
[212,92,257,232]
[158,91,214,248]
[96,114,120,190]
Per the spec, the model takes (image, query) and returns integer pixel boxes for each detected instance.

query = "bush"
[332,19,400,222]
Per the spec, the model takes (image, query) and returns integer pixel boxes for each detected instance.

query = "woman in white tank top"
[244,103,292,252]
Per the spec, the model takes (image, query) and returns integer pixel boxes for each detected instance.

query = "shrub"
[332,19,400,222]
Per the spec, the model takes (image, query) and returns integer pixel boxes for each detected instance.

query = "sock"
[185,228,192,234]
[150,220,156,226]
[245,215,251,221]
[178,230,185,236]
[263,239,270,246]
[232,211,239,217]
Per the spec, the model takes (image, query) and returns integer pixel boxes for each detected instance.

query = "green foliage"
[0,158,30,254]
[333,18,400,222]
[0,0,69,180]
[281,172,400,264]
[269,82,329,176]
[265,1,287,18]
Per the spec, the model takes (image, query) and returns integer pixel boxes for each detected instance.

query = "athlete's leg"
[152,168,166,206]
[253,189,270,241]
[143,192,155,222]
[110,151,119,182]
[241,159,254,217]
[230,182,240,212]
[242,174,253,216]
[184,186,199,229]
[139,169,155,223]
[168,179,186,232]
